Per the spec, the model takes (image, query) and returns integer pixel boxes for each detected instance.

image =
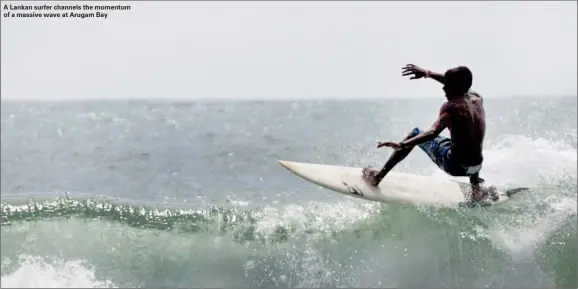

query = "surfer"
[362,64,492,202]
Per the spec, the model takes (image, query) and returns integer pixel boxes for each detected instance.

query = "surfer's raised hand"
[402,64,428,80]
[377,141,402,150]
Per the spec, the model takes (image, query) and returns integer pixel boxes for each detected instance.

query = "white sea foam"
[1,255,115,288]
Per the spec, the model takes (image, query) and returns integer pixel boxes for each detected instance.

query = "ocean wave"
[1,180,575,288]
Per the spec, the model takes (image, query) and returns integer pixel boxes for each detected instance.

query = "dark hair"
[445,66,473,93]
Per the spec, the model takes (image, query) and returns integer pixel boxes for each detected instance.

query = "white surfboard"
[278,160,530,208]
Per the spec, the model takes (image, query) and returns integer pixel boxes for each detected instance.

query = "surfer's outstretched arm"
[425,71,445,85]
[402,64,445,84]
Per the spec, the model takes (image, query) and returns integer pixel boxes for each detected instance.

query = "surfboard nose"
[277,160,292,170]
[278,160,304,172]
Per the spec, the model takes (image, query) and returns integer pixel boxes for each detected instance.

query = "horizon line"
[1,95,576,103]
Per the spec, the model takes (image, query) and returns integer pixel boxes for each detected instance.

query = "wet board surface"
[278,160,530,208]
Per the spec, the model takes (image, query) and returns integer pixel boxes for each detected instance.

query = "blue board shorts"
[409,127,482,183]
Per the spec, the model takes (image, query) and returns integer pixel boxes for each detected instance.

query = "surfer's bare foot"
[471,185,498,202]
[471,191,485,202]
[362,167,380,186]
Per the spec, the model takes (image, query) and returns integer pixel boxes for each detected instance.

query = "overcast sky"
[1,1,576,100]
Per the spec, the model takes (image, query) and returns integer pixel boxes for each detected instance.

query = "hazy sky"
[1,1,576,100]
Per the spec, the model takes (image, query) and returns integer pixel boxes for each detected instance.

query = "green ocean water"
[1,97,576,288]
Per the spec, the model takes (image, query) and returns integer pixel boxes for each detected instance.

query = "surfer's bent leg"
[412,127,453,171]
[417,134,489,201]
[372,127,424,182]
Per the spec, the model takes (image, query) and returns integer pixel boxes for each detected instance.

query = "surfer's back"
[447,92,485,166]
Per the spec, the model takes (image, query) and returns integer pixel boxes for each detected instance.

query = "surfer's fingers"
[410,76,419,80]
[378,141,394,148]
[402,65,414,71]
[402,69,415,76]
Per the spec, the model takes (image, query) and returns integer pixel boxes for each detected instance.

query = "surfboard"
[278,160,530,208]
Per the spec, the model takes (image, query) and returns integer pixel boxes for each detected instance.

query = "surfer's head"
[443,66,473,100]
